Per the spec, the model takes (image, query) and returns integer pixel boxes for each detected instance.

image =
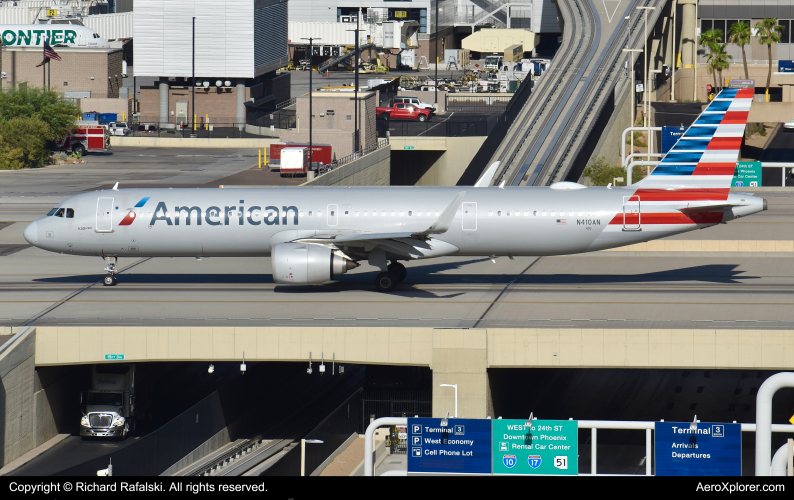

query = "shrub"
[582,157,627,186]
[0,117,51,169]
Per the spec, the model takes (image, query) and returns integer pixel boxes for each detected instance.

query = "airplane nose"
[23,221,38,245]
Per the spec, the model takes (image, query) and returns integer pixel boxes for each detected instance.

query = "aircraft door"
[461,202,477,230]
[96,197,114,232]
[327,204,338,226]
[341,204,352,226]
[622,195,641,231]
[77,30,86,46]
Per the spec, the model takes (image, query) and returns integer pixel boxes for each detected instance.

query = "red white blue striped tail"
[634,88,753,190]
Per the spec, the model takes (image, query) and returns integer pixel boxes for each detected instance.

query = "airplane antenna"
[112,182,119,191]
[498,180,506,189]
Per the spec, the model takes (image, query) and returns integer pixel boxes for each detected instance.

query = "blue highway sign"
[655,422,741,476]
[407,418,492,474]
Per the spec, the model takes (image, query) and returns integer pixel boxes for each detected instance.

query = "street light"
[623,48,643,158]
[439,383,457,418]
[301,438,324,476]
[637,6,656,130]
[300,37,321,170]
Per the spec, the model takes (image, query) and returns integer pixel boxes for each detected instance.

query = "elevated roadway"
[489,0,666,186]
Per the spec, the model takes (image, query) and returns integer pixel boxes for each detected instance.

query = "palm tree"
[699,28,724,91]
[755,18,785,101]
[706,43,733,90]
[728,21,752,80]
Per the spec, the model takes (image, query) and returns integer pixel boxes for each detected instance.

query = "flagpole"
[42,43,45,88]
[47,59,50,91]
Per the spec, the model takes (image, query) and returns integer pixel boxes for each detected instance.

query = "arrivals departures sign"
[655,422,741,476]
[492,419,578,475]
[407,418,492,474]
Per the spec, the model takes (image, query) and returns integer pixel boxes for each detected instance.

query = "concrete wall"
[0,47,123,97]
[659,67,794,103]
[77,97,131,120]
[303,144,391,187]
[389,136,486,186]
[139,85,250,125]
[110,137,278,148]
[32,325,794,421]
[0,328,57,467]
[576,81,634,176]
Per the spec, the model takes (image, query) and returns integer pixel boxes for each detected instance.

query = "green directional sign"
[732,161,761,187]
[104,354,124,360]
[492,419,578,475]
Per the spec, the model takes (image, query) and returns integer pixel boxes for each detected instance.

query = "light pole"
[300,438,324,476]
[637,6,655,130]
[623,48,643,162]
[300,37,320,169]
[434,0,439,110]
[671,0,676,102]
[347,25,361,152]
[192,16,196,134]
[439,383,457,418]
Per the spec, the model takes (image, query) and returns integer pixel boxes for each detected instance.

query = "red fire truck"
[54,126,108,155]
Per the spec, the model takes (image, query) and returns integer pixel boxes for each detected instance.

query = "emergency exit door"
[623,195,641,231]
[96,197,114,232]
[461,202,477,230]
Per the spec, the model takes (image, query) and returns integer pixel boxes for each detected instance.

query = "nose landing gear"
[103,256,118,286]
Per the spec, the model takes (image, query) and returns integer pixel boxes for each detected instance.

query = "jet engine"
[271,243,359,284]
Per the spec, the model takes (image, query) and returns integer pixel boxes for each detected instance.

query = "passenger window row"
[487,210,603,217]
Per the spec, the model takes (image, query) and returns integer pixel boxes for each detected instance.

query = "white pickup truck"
[394,96,436,113]
[107,122,131,136]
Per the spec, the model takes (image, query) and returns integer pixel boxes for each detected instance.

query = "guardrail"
[363,417,794,476]
[318,138,389,176]
[379,118,493,137]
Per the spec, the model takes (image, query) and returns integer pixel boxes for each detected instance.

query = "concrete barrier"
[110,136,278,148]
[303,145,390,187]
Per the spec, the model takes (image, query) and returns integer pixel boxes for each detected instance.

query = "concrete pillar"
[431,329,490,419]
[680,0,696,68]
[236,82,246,130]
[664,6,674,68]
[158,81,169,127]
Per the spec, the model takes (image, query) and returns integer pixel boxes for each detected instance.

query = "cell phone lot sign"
[492,419,578,475]
[655,422,741,476]
[407,418,492,474]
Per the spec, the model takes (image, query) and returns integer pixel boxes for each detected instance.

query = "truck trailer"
[80,364,144,439]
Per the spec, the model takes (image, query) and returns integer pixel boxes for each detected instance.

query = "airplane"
[23,86,765,292]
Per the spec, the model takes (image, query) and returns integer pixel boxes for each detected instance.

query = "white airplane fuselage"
[24,186,764,259]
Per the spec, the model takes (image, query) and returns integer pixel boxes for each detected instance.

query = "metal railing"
[276,97,297,109]
[318,138,389,175]
[380,118,493,137]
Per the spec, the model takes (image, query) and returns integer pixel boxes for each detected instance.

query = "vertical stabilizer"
[635,87,754,190]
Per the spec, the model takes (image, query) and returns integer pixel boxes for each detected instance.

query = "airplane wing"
[293,192,467,260]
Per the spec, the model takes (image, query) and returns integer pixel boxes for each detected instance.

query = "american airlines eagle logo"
[118,197,150,226]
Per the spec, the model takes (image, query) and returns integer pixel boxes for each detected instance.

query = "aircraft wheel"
[103,274,117,286]
[388,262,407,283]
[375,272,399,292]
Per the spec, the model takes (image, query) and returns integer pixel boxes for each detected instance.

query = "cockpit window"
[54,208,65,217]
[66,208,75,218]
[47,208,58,216]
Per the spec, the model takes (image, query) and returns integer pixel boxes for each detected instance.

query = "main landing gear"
[375,262,407,292]
[103,256,118,286]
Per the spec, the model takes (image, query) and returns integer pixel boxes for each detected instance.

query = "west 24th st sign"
[493,419,578,475]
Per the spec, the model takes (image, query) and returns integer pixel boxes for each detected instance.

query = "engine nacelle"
[271,243,358,284]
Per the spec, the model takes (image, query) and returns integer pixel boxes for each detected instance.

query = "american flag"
[35,41,62,67]
[556,219,567,225]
